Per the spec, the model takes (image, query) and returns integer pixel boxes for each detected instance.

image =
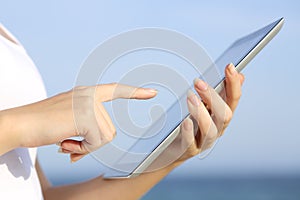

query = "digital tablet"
[101,17,284,178]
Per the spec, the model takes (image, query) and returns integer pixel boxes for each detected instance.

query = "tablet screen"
[97,18,282,178]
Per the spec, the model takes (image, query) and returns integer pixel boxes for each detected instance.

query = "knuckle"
[208,131,218,142]
[201,129,217,148]
[109,82,118,89]
[74,86,87,90]
[104,129,117,142]
[224,108,233,124]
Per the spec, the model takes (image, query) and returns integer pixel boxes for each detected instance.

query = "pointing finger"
[96,83,157,102]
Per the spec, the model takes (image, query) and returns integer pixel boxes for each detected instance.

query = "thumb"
[59,139,88,162]
[96,83,157,102]
[60,139,87,153]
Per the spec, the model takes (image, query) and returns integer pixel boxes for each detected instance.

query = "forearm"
[44,163,179,200]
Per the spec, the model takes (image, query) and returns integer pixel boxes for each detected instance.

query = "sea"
[142,176,300,200]
[52,175,300,200]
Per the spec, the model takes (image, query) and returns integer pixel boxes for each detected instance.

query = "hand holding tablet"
[100,18,284,178]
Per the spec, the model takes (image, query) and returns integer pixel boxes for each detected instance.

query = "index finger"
[96,83,158,102]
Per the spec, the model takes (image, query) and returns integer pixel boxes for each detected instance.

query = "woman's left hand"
[147,63,245,171]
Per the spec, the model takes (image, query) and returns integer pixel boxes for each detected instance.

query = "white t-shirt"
[0,24,47,199]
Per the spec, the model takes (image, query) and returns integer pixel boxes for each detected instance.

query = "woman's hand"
[35,64,244,200]
[147,64,244,171]
[0,83,157,161]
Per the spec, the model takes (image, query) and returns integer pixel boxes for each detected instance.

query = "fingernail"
[144,88,157,94]
[187,90,200,106]
[194,78,208,91]
[228,63,237,75]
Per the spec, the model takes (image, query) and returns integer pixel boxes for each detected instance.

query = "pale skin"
[0,23,245,200]
[0,63,244,199]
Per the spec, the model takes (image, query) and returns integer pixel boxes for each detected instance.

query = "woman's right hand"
[0,83,157,161]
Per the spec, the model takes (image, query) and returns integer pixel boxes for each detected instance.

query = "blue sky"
[1,1,300,184]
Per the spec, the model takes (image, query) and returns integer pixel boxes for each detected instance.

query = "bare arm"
[0,110,20,154]
[38,160,179,200]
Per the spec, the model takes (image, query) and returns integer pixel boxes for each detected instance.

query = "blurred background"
[1,0,300,199]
